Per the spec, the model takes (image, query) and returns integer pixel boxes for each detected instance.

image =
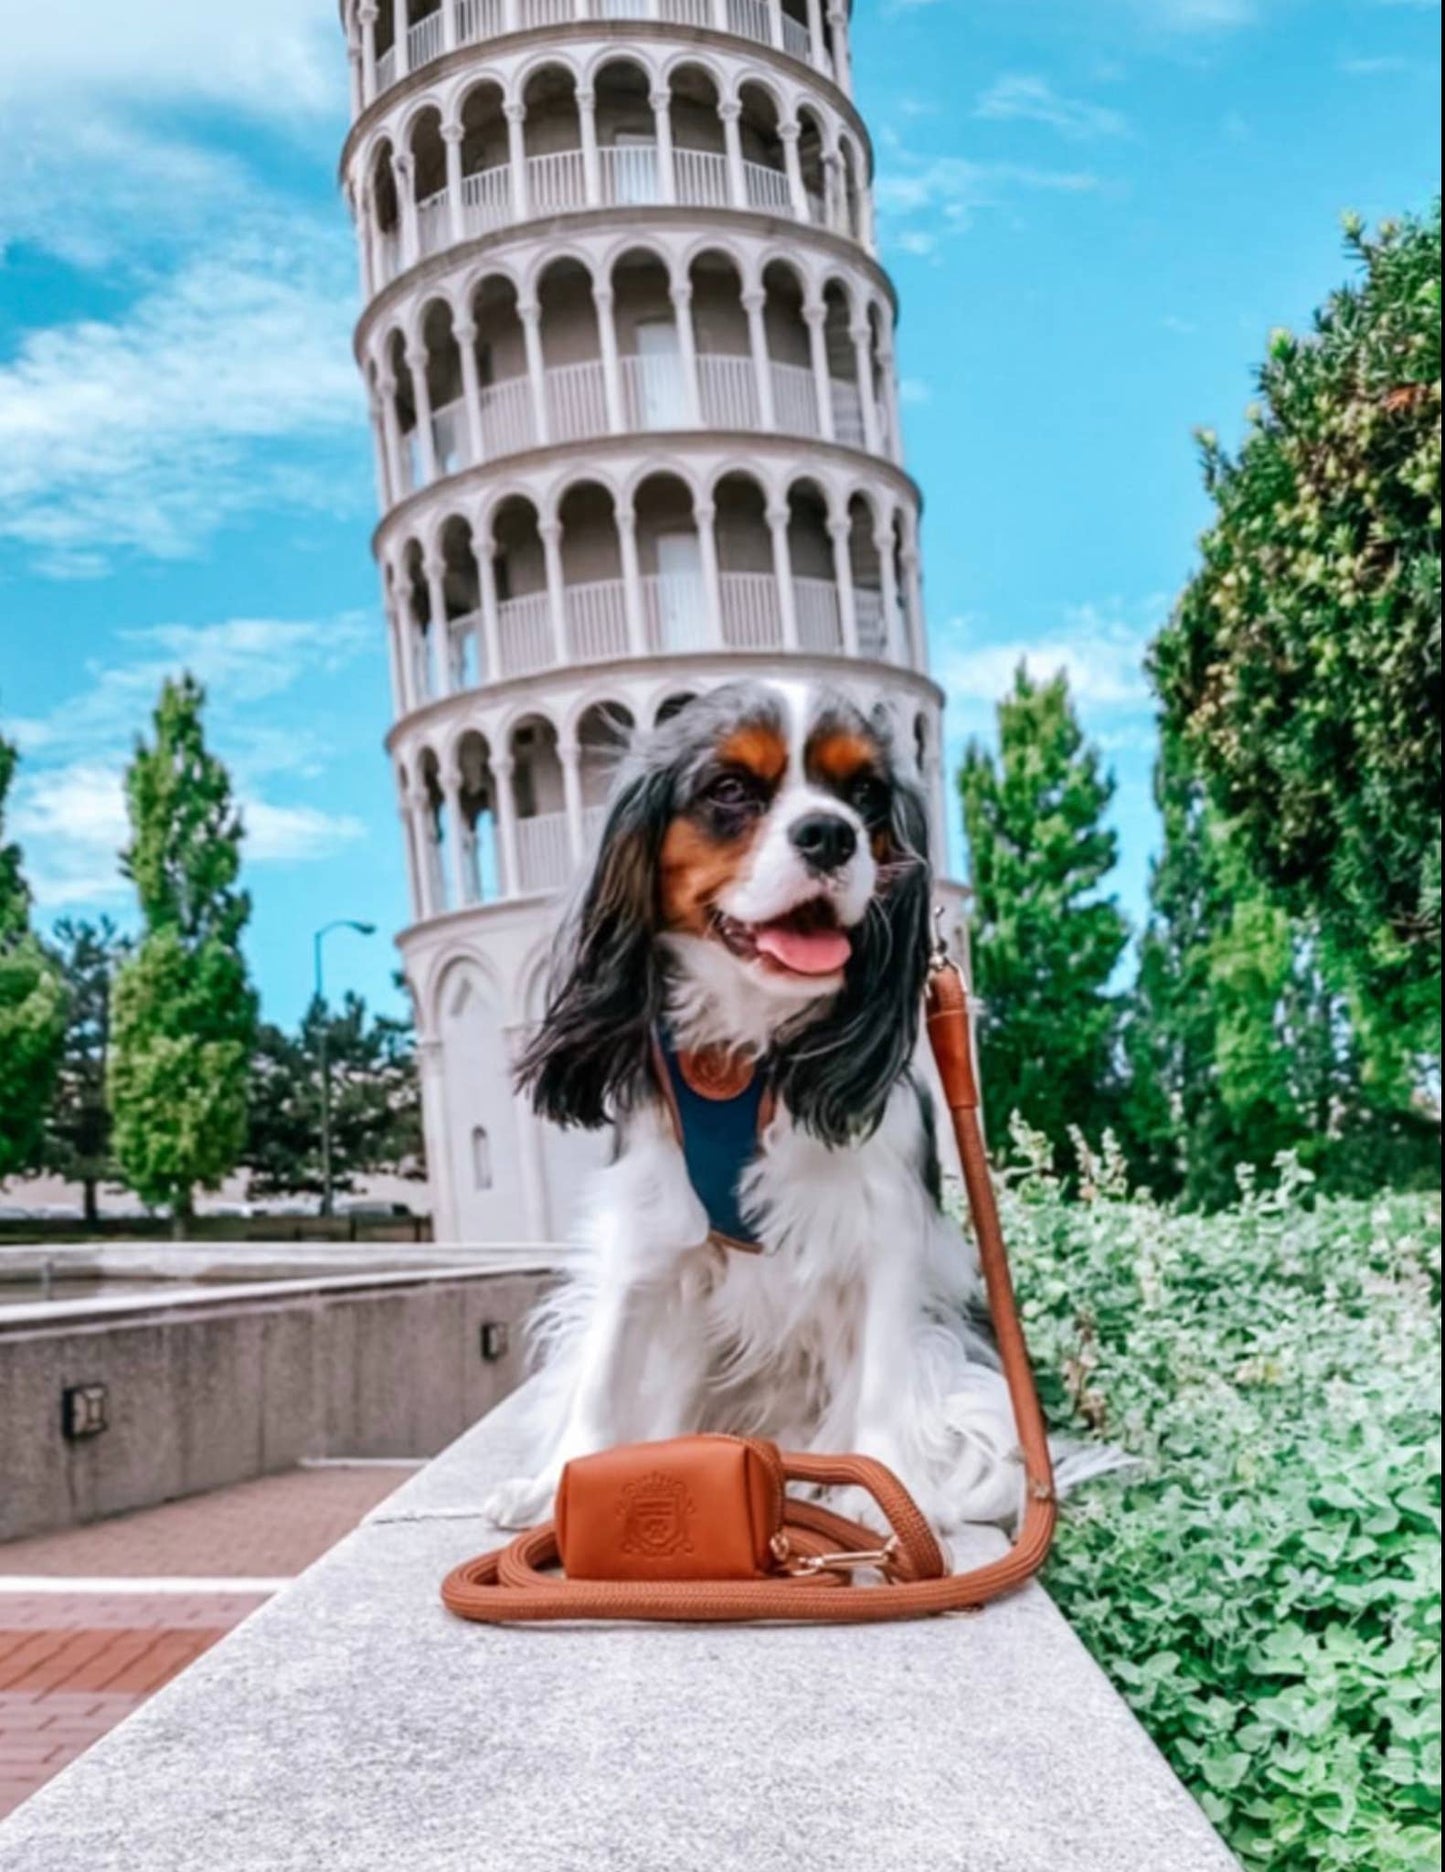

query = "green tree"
[43,917,130,1223]
[109,677,258,1232]
[245,993,424,1201]
[1153,205,1443,1091]
[0,729,67,1178]
[961,667,1130,1156]
[1124,729,1439,1207]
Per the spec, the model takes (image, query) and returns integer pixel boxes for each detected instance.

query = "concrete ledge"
[0,1269,554,1541]
[0,1395,1240,1872]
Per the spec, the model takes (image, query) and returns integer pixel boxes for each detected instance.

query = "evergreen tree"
[1123,729,1439,1207]
[960,667,1130,1156]
[43,917,130,1223]
[109,677,258,1232]
[1153,205,1442,1092]
[0,729,67,1178]
[245,993,424,1201]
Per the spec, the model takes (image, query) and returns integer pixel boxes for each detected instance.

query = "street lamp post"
[313,920,377,1220]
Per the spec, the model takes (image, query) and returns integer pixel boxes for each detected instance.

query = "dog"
[484,678,1024,1536]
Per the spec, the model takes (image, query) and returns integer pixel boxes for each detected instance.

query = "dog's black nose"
[790,813,858,874]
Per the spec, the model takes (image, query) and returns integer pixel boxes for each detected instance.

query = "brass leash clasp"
[772,1533,903,1578]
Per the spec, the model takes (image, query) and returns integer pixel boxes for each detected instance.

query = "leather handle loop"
[440,943,1058,1626]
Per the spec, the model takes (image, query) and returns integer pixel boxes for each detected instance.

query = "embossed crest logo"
[617,1471,696,1559]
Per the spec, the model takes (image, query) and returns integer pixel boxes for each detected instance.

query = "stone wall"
[0,1268,551,1543]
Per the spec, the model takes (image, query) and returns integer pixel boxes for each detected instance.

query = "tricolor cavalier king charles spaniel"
[486,678,1023,1535]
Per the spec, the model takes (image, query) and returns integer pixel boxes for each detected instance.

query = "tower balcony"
[343,0,850,117]
[351,56,872,300]
[365,236,902,512]
[378,442,925,724]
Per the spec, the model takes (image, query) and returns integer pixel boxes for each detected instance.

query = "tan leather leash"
[441,950,1058,1625]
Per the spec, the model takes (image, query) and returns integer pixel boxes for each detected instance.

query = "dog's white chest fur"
[495,1082,1027,1536]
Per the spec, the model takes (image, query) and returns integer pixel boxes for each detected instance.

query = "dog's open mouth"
[712,900,853,978]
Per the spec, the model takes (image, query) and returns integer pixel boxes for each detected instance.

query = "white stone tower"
[339,0,956,1243]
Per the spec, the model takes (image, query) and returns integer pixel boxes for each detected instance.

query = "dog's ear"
[515,765,673,1130]
[773,770,933,1147]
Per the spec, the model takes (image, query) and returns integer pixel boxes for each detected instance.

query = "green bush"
[1001,1130,1441,1872]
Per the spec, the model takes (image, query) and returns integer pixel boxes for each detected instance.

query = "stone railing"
[359,0,839,112]
[0,1389,1241,1869]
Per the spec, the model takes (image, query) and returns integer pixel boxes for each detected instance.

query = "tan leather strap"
[441,956,1058,1625]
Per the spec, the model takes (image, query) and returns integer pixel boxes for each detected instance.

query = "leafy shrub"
[1001,1130,1441,1871]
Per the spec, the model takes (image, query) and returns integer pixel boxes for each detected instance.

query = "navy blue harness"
[653,1032,769,1253]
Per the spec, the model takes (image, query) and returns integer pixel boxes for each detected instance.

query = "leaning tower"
[339,0,959,1244]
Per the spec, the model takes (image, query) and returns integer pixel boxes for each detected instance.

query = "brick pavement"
[0,1465,415,1821]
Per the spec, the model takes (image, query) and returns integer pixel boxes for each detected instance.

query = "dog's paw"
[483,1474,556,1531]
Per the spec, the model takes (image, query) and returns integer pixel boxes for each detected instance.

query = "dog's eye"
[846,774,889,822]
[705,772,765,815]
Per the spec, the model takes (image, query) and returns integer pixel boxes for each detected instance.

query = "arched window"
[471,1126,493,1192]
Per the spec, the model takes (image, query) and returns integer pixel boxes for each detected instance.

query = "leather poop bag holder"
[441,955,1058,1627]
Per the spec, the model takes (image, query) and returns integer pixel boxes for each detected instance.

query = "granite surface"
[0,1393,1240,1872]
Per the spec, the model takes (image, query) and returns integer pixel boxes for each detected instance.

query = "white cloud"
[976,75,1130,140]
[934,605,1157,713]
[11,764,367,909]
[0,235,365,571]
[8,614,377,911]
[244,801,369,863]
[12,617,374,763]
[877,155,1103,244]
[0,0,342,117]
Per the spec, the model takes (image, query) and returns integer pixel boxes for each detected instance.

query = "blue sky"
[0,0,1438,1027]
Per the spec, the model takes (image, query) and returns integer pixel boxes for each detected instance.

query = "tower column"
[384,599,407,718]
[559,734,586,864]
[492,755,522,898]
[803,299,835,442]
[442,765,470,909]
[805,0,826,72]
[409,785,440,919]
[395,153,420,268]
[424,551,453,693]
[876,520,905,664]
[879,326,905,465]
[454,316,486,466]
[506,103,530,220]
[377,370,407,498]
[829,514,859,656]
[617,501,648,654]
[359,3,379,101]
[719,101,746,210]
[577,88,602,204]
[540,516,569,666]
[650,87,677,206]
[594,286,626,434]
[407,344,440,485]
[901,519,925,669]
[671,280,702,425]
[392,0,409,78]
[478,533,503,682]
[850,321,881,455]
[827,3,852,90]
[443,124,466,245]
[779,120,808,221]
[742,287,777,430]
[694,497,725,647]
[399,787,423,915]
[519,297,550,445]
[767,501,801,651]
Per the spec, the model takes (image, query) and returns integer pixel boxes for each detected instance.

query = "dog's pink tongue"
[755,922,852,976]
